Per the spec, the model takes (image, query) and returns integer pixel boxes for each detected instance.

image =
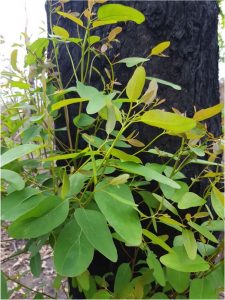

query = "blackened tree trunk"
[45,1,220,298]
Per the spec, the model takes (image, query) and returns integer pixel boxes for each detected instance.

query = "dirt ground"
[1,225,68,299]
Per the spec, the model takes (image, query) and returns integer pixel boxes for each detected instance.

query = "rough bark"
[45,1,220,298]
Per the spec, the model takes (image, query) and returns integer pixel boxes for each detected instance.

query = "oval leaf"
[54,217,94,277]
[126,66,146,100]
[182,229,197,260]
[150,41,170,56]
[193,103,223,121]
[57,11,84,27]
[75,208,117,262]
[1,169,25,191]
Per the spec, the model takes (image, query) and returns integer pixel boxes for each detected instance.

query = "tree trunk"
[45,1,220,298]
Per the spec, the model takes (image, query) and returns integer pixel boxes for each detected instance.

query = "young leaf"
[57,11,84,27]
[1,169,25,191]
[147,250,166,287]
[116,57,149,68]
[160,246,210,272]
[188,221,218,243]
[114,263,132,294]
[166,268,190,293]
[74,208,117,262]
[10,49,19,72]
[193,103,224,121]
[94,181,142,246]
[182,229,197,260]
[140,110,196,133]
[97,4,145,24]
[126,66,146,100]
[107,26,122,42]
[1,144,40,167]
[52,25,69,39]
[109,174,129,185]
[143,229,173,253]
[141,79,158,104]
[8,196,69,239]
[178,192,206,209]
[111,149,141,164]
[150,41,170,56]
[51,98,88,111]
[54,217,94,277]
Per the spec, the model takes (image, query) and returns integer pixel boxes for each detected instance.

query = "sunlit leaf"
[150,41,170,56]
[116,57,149,68]
[10,49,19,72]
[126,66,146,100]
[140,110,196,133]
[182,229,197,260]
[97,4,145,24]
[146,77,181,90]
[51,98,88,111]
[147,250,165,286]
[1,169,25,191]
[52,25,69,39]
[178,192,206,209]
[193,103,223,121]
[111,149,141,164]
[143,229,173,253]
[188,221,218,243]
[166,268,190,293]
[57,11,84,27]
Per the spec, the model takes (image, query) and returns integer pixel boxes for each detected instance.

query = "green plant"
[1,1,224,299]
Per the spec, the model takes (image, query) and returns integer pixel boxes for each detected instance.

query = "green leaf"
[106,104,116,134]
[1,188,43,221]
[160,246,210,272]
[202,220,224,232]
[151,292,168,299]
[73,113,95,128]
[114,162,180,189]
[166,268,190,293]
[152,193,179,216]
[8,196,69,238]
[117,57,149,68]
[52,25,69,39]
[170,182,189,203]
[94,181,142,246]
[87,36,100,45]
[97,4,145,24]
[193,103,224,121]
[76,270,90,291]
[150,41,170,56]
[22,125,42,144]
[10,49,19,72]
[197,242,216,257]
[54,217,94,277]
[57,11,84,27]
[76,81,106,114]
[51,98,88,111]
[25,38,49,65]
[68,172,87,196]
[75,208,117,262]
[211,188,224,218]
[189,278,218,299]
[178,192,206,209]
[61,171,70,199]
[111,149,141,164]
[1,169,25,191]
[1,272,9,299]
[126,66,146,100]
[42,148,88,162]
[140,110,196,133]
[92,290,112,299]
[147,251,165,287]
[1,144,40,167]
[114,263,132,294]
[188,221,218,243]
[182,229,197,260]
[143,229,173,253]
[30,252,42,277]
[146,77,181,90]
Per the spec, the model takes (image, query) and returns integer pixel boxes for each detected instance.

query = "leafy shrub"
[1,1,224,299]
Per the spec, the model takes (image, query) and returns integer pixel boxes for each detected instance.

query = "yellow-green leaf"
[42,149,88,162]
[53,25,69,39]
[193,103,223,121]
[10,49,19,72]
[61,171,70,199]
[126,66,146,100]
[150,41,170,56]
[188,221,218,243]
[140,110,196,133]
[111,148,141,164]
[57,11,84,27]
[143,229,173,253]
[51,98,88,111]
[182,229,197,260]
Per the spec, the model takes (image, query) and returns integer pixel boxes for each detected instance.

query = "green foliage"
[0,0,223,298]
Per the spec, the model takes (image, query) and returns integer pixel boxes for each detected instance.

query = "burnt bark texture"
[45,1,220,298]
